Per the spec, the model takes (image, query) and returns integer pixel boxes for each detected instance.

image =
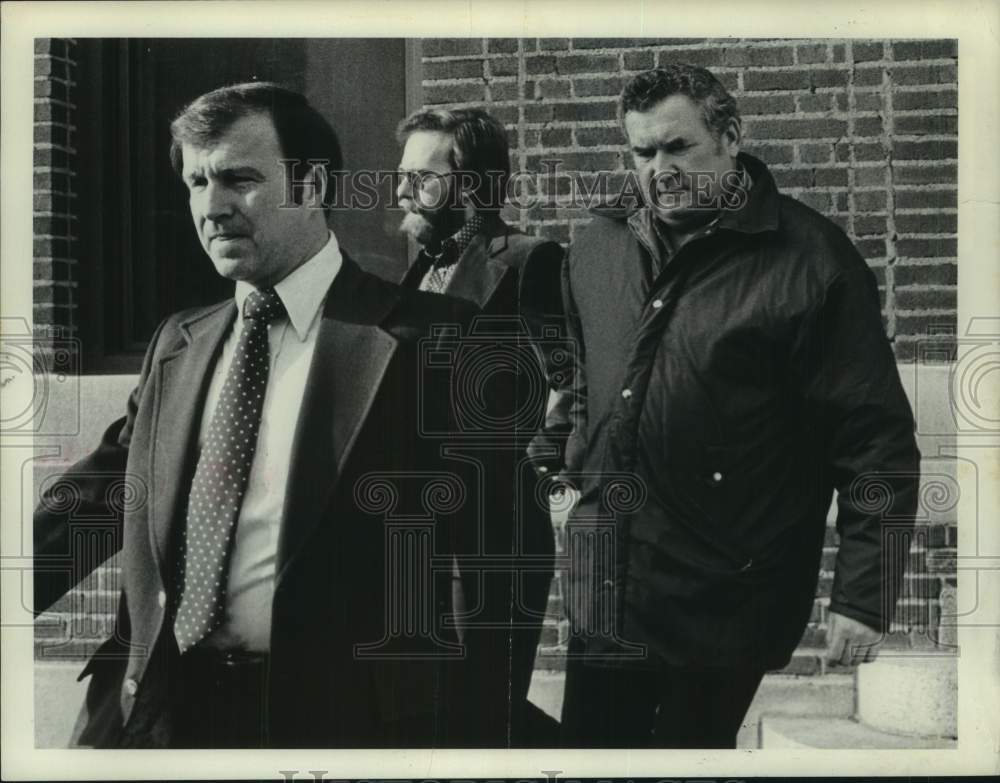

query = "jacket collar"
[718,152,780,235]
[590,152,780,236]
[275,250,401,580]
[424,212,489,261]
[401,214,512,305]
[149,252,402,584]
[150,299,235,580]
[438,215,512,306]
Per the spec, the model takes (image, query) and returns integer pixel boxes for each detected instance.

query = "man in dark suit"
[33,82,479,748]
[394,107,571,746]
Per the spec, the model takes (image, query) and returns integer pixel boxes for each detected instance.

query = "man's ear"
[721,118,742,157]
[451,169,479,212]
[302,164,329,209]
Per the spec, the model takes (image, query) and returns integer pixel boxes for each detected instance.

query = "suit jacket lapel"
[442,222,512,307]
[276,253,401,581]
[149,301,234,580]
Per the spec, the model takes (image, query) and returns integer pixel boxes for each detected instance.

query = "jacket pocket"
[656,444,754,573]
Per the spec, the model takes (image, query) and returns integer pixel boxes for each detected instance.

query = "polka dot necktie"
[173,287,286,654]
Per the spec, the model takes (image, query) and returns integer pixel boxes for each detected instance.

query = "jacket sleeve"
[792,262,921,632]
[518,240,575,477]
[33,317,168,614]
[557,247,588,480]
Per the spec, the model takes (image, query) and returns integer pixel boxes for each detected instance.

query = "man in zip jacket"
[557,64,920,748]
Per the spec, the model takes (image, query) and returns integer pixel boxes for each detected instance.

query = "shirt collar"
[234,230,342,341]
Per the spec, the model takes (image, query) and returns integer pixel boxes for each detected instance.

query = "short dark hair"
[396,107,510,211]
[169,82,342,206]
[621,65,740,140]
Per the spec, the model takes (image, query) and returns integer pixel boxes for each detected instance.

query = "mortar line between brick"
[883,41,899,341]
[846,39,856,237]
[517,38,528,233]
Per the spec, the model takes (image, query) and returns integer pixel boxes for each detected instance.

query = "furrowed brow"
[631,133,686,156]
[219,164,266,179]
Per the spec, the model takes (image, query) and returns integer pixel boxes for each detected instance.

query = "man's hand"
[825,610,883,666]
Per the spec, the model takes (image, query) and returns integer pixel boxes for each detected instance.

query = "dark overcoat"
[401,218,569,745]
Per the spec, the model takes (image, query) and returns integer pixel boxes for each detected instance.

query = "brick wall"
[35,557,120,659]
[420,37,959,676]
[420,38,958,363]
[29,38,959,362]
[33,38,80,352]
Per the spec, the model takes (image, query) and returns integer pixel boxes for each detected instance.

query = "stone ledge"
[857,651,958,737]
[759,715,957,749]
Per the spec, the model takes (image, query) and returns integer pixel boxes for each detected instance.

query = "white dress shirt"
[198,232,342,652]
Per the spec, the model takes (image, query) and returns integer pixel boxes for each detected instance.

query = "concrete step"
[527,670,854,750]
[759,715,957,749]
[736,673,853,749]
[775,647,829,676]
[857,652,958,737]
[741,673,853,719]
